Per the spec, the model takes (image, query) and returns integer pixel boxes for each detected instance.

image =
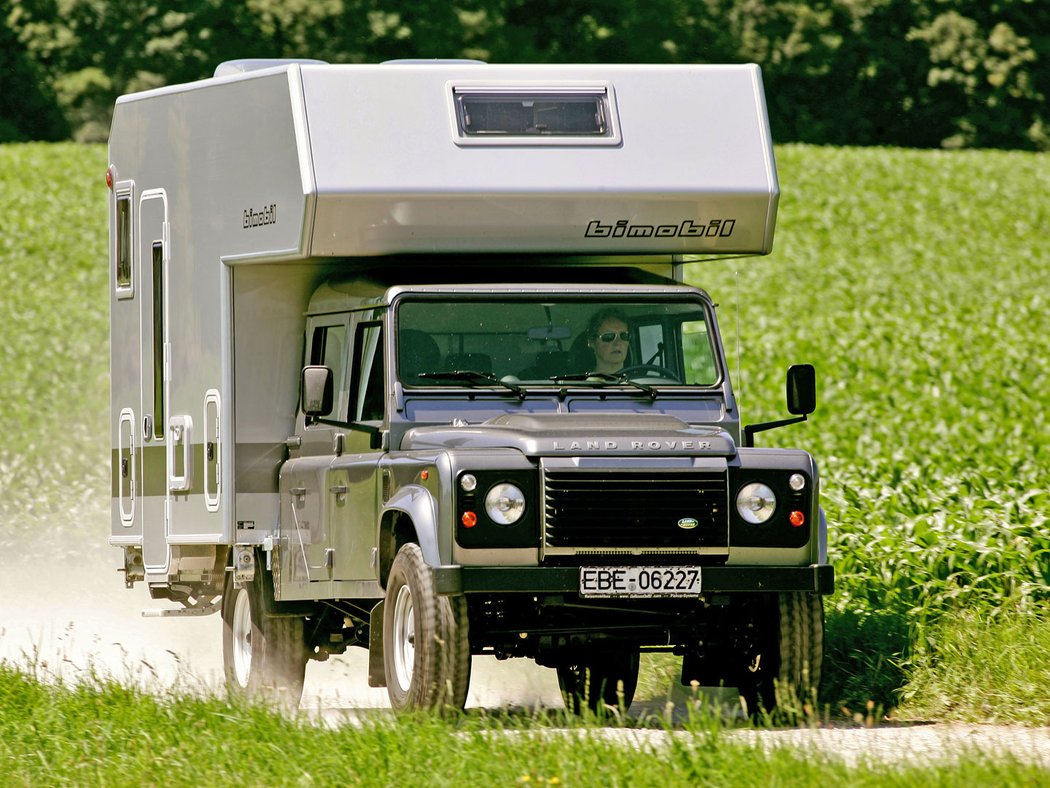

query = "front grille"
[543,469,728,550]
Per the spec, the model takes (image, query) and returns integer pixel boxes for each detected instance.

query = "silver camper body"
[108,61,779,579]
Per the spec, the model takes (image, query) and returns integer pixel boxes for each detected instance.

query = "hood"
[400,412,736,456]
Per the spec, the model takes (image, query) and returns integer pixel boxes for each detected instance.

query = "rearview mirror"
[527,325,572,341]
[786,364,816,416]
[301,365,334,416]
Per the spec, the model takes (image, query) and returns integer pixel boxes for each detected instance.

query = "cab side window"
[680,319,718,385]
[350,321,384,422]
[309,323,348,418]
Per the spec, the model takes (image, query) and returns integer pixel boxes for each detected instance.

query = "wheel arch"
[379,484,442,588]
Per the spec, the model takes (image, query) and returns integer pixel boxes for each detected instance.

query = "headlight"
[484,483,526,525]
[736,482,776,524]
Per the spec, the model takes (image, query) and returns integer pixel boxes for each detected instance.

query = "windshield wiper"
[418,370,526,400]
[553,372,658,401]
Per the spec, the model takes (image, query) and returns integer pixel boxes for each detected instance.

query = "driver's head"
[586,308,630,374]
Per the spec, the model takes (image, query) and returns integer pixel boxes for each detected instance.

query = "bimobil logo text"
[243,203,277,229]
[585,218,736,238]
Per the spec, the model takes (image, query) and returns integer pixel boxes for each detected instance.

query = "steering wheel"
[618,364,679,380]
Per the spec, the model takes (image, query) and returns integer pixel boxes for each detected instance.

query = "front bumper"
[433,564,834,596]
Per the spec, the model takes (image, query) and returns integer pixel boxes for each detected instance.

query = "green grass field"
[2,665,1047,786]
[1,142,1048,780]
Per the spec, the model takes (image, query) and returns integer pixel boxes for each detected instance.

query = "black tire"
[557,647,640,715]
[221,561,308,707]
[383,543,471,712]
[736,592,824,714]
[775,591,824,700]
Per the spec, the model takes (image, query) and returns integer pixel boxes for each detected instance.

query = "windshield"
[396,297,719,389]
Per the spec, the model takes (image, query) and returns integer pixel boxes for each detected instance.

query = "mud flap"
[367,599,386,687]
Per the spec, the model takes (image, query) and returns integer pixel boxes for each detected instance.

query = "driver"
[585,308,631,375]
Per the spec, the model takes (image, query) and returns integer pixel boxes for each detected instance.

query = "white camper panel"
[300,63,778,257]
[108,68,315,564]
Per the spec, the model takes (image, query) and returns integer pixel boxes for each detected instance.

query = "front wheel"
[221,559,308,707]
[557,647,640,715]
[740,592,824,714]
[383,543,471,712]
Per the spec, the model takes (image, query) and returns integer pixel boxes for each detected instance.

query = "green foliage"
[697,144,1050,620]
[2,0,1047,148]
[692,144,1049,712]
[0,0,68,140]
[0,143,109,535]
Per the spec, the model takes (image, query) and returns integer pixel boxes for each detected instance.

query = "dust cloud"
[0,511,562,712]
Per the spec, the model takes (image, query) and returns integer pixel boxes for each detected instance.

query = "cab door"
[279,316,350,585]
[329,316,385,582]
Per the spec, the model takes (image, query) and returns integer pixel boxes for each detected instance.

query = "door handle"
[290,486,307,498]
[167,415,193,492]
[330,483,348,504]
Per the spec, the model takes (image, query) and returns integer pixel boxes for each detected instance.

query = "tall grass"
[694,145,1050,714]
[701,145,1049,618]
[0,142,1047,719]
[703,146,1050,713]
[0,143,109,555]
[1,666,1046,786]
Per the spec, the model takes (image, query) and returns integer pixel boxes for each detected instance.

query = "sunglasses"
[596,331,630,343]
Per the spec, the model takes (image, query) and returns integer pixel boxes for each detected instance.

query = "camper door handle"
[329,484,348,502]
[290,486,307,498]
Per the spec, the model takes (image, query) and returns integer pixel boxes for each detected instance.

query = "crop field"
[0,142,1048,780]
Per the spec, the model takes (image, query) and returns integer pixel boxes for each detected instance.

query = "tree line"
[2,0,1046,150]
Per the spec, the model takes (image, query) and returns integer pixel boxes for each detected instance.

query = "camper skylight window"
[451,86,620,145]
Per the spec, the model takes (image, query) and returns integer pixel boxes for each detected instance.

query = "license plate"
[579,566,702,598]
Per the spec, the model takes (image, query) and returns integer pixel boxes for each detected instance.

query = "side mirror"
[301,365,334,416]
[787,364,816,416]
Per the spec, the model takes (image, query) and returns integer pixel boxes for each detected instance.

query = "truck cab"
[256,269,830,712]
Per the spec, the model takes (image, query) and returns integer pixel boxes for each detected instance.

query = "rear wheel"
[221,560,308,707]
[557,647,640,715]
[383,543,471,712]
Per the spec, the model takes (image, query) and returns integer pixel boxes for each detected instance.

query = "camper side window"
[115,193,132,295]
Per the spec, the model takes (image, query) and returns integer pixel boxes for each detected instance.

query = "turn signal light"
[789,510,805,527]
[461,511,478,528]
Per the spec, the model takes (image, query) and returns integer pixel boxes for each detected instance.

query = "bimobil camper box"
[108,60,832,712]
